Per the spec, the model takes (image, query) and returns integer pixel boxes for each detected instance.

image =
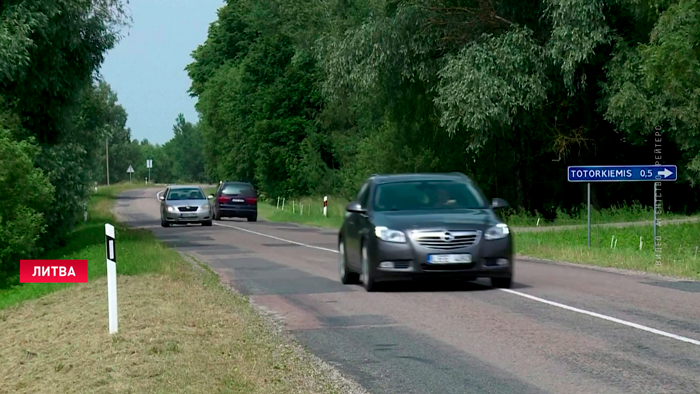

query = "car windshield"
[373,180,488,211]
[167,188,205,200]
[221,183,254,196]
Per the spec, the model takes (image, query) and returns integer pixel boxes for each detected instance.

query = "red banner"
[20,260,89,283]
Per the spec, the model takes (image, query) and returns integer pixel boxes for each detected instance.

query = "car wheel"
[247,214,257,222]
[360,243,378,292]
[491,277,512,288]
[161,219,169,228]
[202,220,213,227]
[338,240,359,285]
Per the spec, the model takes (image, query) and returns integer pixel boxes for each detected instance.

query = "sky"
[99,0,224,145]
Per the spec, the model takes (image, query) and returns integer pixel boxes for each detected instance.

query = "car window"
[373,180,488,212]
[221,183,255,196]
[357,182,370,208]
[167,188,205,200]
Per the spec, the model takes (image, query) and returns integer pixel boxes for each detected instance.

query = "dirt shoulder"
[0,267,363,394]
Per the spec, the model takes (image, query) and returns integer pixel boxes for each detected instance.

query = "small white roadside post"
[105,224,118,334]
[83,202,88,222]
[323,196,328,217]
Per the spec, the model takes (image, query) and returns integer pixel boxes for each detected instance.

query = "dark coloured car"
[212,181,258,222]
[337,173,513,291]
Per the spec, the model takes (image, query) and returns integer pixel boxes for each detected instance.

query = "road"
[115,188,700,394]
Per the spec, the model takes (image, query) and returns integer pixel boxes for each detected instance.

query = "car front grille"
[178,206,198,212]
[411,230,480,250]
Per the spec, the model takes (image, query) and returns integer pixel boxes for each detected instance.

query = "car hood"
[166,199,208,207]
[372,209,500,232]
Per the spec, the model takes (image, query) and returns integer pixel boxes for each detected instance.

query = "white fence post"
[323,196,328,217]
[105,224,118,334]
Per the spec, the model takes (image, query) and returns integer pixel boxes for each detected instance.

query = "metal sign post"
[146,159,152,184]
[587,183,591,247]
[127,165,134,183]
[567,165,678,247]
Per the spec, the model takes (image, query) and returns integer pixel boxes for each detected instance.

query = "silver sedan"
[159,185,213,227]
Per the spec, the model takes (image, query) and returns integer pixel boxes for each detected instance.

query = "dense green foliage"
[0,0,132,286]
[187,0,700,214]
[0,0,206,286]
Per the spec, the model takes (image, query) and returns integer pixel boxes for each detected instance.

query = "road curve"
[115,188,700,394]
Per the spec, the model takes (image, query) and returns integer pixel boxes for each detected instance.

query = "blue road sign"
[567,165,677,182]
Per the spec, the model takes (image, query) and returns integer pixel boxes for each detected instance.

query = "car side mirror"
[491,198,509,209]
[207,195,214,199]
[345,201,365,213]
[159,195,165,201]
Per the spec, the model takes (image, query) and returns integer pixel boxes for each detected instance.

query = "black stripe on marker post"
[106,235,116,263]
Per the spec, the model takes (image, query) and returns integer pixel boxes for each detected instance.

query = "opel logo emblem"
[442,232,454,242]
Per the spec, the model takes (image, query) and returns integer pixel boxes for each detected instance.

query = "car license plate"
[427,254,472,264]
[181,213,197,218]
[231,198,245,202]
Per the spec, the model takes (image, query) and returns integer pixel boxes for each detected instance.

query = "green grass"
[516,220,700,279]
[257,196,347,229]
[501,202,698,227]
[0,183,185,310]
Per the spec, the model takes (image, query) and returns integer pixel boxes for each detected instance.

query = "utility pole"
[105,137,110,186]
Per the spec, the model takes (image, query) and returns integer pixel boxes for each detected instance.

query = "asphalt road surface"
[115,188,700,394]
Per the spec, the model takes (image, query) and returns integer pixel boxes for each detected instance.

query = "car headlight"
[166,205,176,213]
[374,226,406,243]
[484,223,510,240]
[200,204,210,211]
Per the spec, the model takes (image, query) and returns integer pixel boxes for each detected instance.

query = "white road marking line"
[499,289,700,346]
[186,204,700,346]
[213,222,338,253]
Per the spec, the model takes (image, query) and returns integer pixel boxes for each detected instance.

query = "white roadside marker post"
[105,224,118,334]
[323,196,328,217]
